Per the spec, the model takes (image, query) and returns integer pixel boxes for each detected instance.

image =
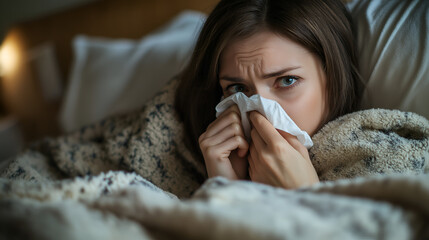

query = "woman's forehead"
[220,31,313,73]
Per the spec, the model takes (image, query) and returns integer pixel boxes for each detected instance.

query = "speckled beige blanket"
[0,79,428,239]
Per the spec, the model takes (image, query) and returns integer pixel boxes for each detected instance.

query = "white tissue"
[215,92,313,149]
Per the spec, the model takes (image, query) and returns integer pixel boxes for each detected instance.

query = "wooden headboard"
[0,0,219,144]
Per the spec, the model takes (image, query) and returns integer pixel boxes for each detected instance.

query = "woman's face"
[219,31,327,136]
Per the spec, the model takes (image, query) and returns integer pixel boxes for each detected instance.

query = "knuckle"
[231,123,242,134]
[206,121,214,129]
[198,132,206,144]
[272,142,284,153]
[205,146,218,158]
[199,138,211,151]
[227,111,240,123]
[234,135,243,144]
[230,104,240,113]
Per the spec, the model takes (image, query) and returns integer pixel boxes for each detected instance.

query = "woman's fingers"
[245,111,318,189]
[249,142,258,161]
[200,120,248,158]
[200,104,248,157]
[205,105,241,138]
[199,104,252,180]
[249,111,283,145]
[277,130,310,160]
[218,135,249,158]
[201,122,244,147]
[249,111,308,158]
[203,135,248,164]
[250,127,265,151]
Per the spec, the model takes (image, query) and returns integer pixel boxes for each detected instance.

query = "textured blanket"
[1,79,429,239]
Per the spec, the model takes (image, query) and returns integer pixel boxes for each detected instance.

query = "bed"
[0,0,428,239]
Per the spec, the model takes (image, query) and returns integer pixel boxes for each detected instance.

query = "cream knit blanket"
[0,79,428,239]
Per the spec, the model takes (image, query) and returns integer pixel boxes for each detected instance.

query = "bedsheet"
[1,171,428,239]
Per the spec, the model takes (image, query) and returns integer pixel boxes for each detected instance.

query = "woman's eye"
[227,84,246,94]
[277,76,299,88]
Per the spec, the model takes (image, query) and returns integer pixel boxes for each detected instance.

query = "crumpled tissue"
[215,92,313,149]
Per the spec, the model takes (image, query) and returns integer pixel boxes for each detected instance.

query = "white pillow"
[347,0,429,119]
[60,11,206,132]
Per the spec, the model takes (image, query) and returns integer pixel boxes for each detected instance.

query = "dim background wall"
[0,0,96,160]
[0,0,98,42]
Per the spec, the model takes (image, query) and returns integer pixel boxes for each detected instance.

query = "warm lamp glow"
[0,37,20,77]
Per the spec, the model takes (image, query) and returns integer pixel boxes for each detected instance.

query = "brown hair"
[175,0,363,159]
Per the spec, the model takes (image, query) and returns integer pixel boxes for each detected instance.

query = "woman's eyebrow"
[220,66,302,82]
[262,66,301,79]
[219,76,244,82]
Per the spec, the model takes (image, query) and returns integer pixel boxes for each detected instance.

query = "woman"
[175,0,363,189]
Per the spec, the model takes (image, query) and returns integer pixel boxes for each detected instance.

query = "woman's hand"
[248,111,319,189]
[199,105,249,180]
